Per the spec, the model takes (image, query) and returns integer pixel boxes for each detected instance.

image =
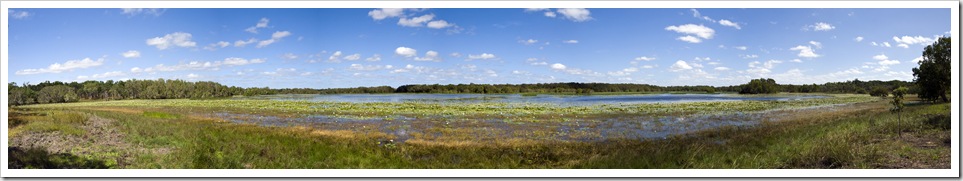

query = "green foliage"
[8,147,113,169]
[143,111,181,119]
[8,86,37,106]
[37,85,78,104]
[912,37,951,102]
[739,78,779,94]
[869,86,890,98]
[891,87,907,113]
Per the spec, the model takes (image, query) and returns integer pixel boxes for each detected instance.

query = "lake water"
[234,93,826,105]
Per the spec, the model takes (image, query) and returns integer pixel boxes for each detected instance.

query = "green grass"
[9,94,949,168]
[9,110,88,137]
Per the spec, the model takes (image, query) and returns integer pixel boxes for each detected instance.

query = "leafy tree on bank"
[869,86,890,98]
[738,78,779,94]
[912,37,951,102]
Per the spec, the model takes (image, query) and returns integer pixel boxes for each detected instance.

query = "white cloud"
[544,11,557,18]
[790,59,802,63]
[349,64,393,71]
[873,54,900,66]
[642,65,655,69]
[366,54,382,61]
[854,36,864,42]
[741,54,759,59]
[120,8,164,16]
[368,8,406,20]
[223,57,266,66]
[328,51,344,62]
[395,47,418,57]
[16,57,105,75]
[734,46,747,50]
[146,32,197,50]
[694,57,711,61]
[556,8,592,22]
[78,71,126,80]
[204,41,232,51]
[121,50,141,58]
[665,24,715,39]
[635,56,656,61]
[676,36,702,43]
[897,44,909,48]
[892,35,936,45]
[719,19,741,29]
[563,40,579,44]
[234,38,257,47]
[450,52,462,57]
[551,63,567,70]
[882,42,891,47]
[669,60,693,71]
[807,22,835,31]
[9,10,31,19]
[398,14,435,27]
[714,67,730,71]
[519,39,539,45]
[790,45,820,58]
[414,51,442,62]
[426,20,453,29]
[187,73,200,78]
[245,18,270,33]
[262,72,278,76]
[525,8,549,12]
[467,53,497,60]
[344,54,361,61]
[256,31,292,48]
[689,9,716,23]
[809,41,822,49]
[282,53,298,60]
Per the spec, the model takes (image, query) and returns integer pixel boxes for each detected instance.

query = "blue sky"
[6,8,951,88]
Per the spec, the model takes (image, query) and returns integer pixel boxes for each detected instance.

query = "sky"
[6,8,952,89]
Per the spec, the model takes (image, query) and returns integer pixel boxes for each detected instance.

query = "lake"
[233,93,827,105]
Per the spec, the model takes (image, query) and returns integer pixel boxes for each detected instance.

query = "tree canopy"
[912,37,951,102]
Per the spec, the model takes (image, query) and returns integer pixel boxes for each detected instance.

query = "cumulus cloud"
[666,24,714,43]
[223,57,266,66]
[398,14,435,27]
[734,46,748,50]
[234,38,257,47]
[349,64,393,71]
[892,35,936,45]
[635,56,656,61]
[714,67,730,71]
[551,63,567,70]
[245,18,270,33]
[854,36,864,42]
[790,45,820,58]
[204,41,231,51]
[78,71,127,80]
[395,47,418,57]
[809,41,822,49]
[806,22,835,31]
[256,31,292,48]
[563,40,579,44]
[526,8,592,22]
[368,8,406,20]
[556,8,593,22]
[426,20,453,29]
[741,54,759,59]
[669,60,694,71]
[121,50,141,58]
[719,19,741,29]
[873,54,900,66]
[146,32,197,50]
[343,54,361,61]
[16,57,105,75]
[676,36,702,43]
[414,51,442,62]
[187,73,200,78]
[467,53,497,60]
[366,54,382,61]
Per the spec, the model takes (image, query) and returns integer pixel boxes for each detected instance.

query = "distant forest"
[7,78,914,106]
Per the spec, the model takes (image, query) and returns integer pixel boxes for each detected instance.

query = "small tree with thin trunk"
[890,87,908,138]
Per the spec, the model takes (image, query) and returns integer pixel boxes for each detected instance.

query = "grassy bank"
[8,96,950,168]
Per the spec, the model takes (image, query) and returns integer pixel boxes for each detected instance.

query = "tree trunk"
[897,111,902,139]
